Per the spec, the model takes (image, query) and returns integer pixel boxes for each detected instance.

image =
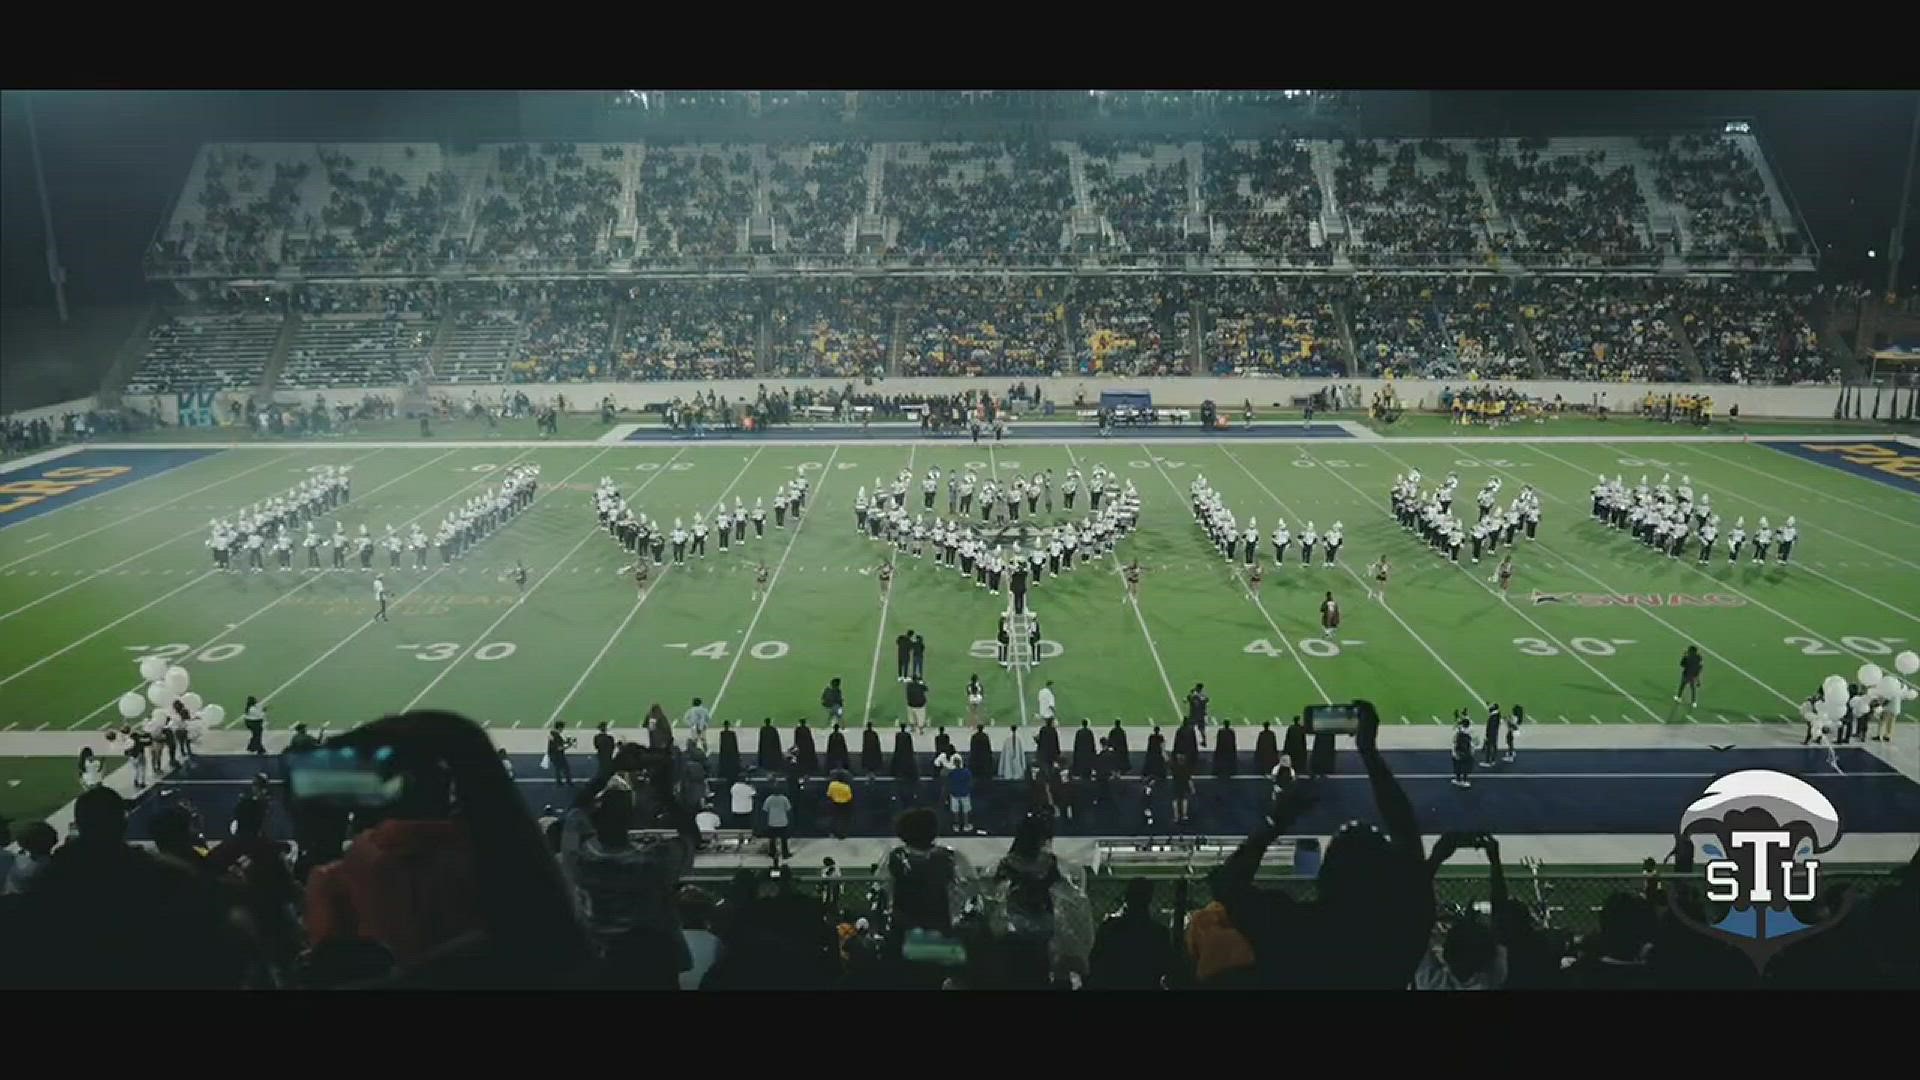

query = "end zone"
[0,448,223,529]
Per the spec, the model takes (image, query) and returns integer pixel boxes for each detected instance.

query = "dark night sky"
[2,90,1914,317]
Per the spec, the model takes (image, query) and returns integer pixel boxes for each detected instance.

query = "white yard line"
[546,447,762,725]
[1135,442,1332,702]
[67,448,501,728]
[258,449,606,709]
[0,447,406,623]
[861,445,915,727]
[398,448,623,711]
[1689,443,1920,535]
[986,446,1030,727]
[710,447,840,716]
[1430,444,1809,709]
[0,452,302,571]
[1064,444,1184,720]
[1308,443,1666,721]
[1220,444,1487,709]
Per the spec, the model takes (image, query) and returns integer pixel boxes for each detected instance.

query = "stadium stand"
[636,144,754,257]
[614,280,758,381]
[475,143,623,266]
[279,316,433,390]
[435,310,523,384]
[1201,278,1347,377]
[125,315,282,394]
[1479,137,1656,266]
[1081,139,1192,254]
[1680,277,1834,385]
[1518,277,1690,382]
[1202,138,1327,263]
[1639,133,1802,263]
[769,277,892,378]
[884,142,1073,256]
[1069,276,1192,376]
[1335,139,1491,265]
[767,143,867,255]
[898,277,1068,376]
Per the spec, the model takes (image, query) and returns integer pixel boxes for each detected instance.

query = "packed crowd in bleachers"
[1202,278,1346,377]
[511,282,613,382]
[1480,138,1653,263]
[769,278,892,378]
[1335,140,1488,264]
[1069,277,1190,376]
[1202,139,1325,261]
[1679,278,1832,385]
[1081,140,1192,253]
[1518,277,1689,382]
[613,281,757,382]
[884,143,1073,256]
[475,143,622,263]
[637,146,754,257]
[768,144,868,254]
[897,277,1067,376]
[1641,134,1782,259]
[287,147,462,268]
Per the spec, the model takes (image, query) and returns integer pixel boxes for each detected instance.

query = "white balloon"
[1877,675,1904,700]
[117,692,147,719]
[138,656,167,682]
[1822,675,1848,703]
[164,666,190,693]
[1857,664,1884,688]
[201,704,226,726]
[181,692,204,712]
[1897,650,1919,676]
[147,682,177,709]
[1819,696,1846,721]
[1849,697,1869,716]
[147,708,168,731]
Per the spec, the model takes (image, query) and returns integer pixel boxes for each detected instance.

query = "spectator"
[1089,878,1177,989]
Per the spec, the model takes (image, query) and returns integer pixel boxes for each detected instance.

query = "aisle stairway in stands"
[257,311,298,398]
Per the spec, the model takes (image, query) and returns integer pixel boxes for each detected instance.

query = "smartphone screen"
[1304,703,1362,736]
[286,747,405,808]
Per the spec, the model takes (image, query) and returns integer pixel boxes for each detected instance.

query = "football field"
[2,432,1918,742]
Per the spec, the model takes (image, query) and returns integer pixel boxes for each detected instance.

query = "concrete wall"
[119,378,1855,427]
[424,378,1850,419]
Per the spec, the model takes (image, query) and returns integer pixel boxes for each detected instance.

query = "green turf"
[2,437,1915,737]
[0,758,84,828]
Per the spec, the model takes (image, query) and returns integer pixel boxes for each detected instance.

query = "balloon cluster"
[1816,650,1919,722]
[115,656,226,729]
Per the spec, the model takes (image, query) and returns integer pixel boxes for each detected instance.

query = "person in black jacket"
[1173,719,1199,763]
[1185,683,1210,747]
[861,722,885,779]
[1282,715,1309,776]
[757,718,783,773]
[821,678,845,725]
[1254,720,1280,776]
[792,719,818,776]
[933,727,954,759]
[1213,719,1238,779]
[1142,726,1168,781]
[969,723,995,782]
[891,725,919,802]
[593,722,617,775]
[824,723,850,773]
[1036,718,1061,770]
[547,723,576,788]
[895,630,914,681]
[717,721,741,782]
[1088,879,1176,989]
[1071,720,1097,778]
[1095,737,1120,807]
[1107,721,1131,774]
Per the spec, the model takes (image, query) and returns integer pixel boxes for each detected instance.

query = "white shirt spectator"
[730,781,756,815]
[1037,686,1057,721]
